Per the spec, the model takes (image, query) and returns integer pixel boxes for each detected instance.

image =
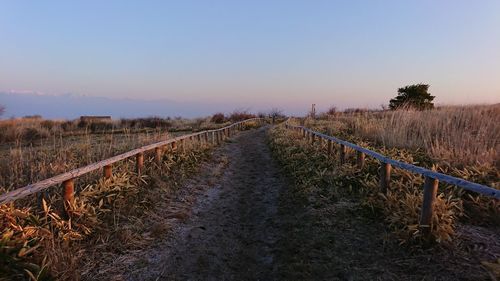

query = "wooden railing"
[284,122,500,234]
[0,118,264,205]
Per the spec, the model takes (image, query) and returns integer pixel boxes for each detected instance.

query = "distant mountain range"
[0,92,241,119]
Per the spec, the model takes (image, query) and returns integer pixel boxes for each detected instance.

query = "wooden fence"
[284,123,500,234]
[0,118,264,205]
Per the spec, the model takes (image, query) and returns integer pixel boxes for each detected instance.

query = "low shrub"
[211,113,226,124]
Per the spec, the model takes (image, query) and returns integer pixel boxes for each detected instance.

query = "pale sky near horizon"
[1,1,499,115]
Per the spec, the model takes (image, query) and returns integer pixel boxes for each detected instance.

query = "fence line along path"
[0,118,264,206]
[284,122,500,235]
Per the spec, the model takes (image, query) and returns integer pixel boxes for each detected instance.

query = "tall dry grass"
[0,128,175,192]
[0,116,233,192]
[312,104,500,168]
[302,104,499,227]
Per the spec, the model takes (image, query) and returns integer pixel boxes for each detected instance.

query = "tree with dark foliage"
[389,84,435,110]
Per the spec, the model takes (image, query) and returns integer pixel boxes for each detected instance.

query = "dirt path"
[126,126,284,280]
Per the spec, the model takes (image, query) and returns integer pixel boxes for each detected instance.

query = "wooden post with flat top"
[380,162,391,193]
[136,152,144,174]
[420,177,439,236]
[103,165,112,179]
[155,147,162,165]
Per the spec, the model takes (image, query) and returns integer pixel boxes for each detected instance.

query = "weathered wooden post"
[356,151,365,169]
[62,179,74,203]
[155,147,162,165]
[310,133,316,144]
[420,177,439,236]
[339,144,346,164]
[197,134,201,143]
[136,152,144,174]
[103,165,112,179]
[61,178,75,216]
[204,132,209,143]
[171,141,177,151]
[380,162,391,193]
[302,128,306,138]
[327,140,333,155]
[217,131,221,144]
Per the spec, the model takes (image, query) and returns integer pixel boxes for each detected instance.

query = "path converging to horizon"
[82,125,497,281]
[126,126,285,280]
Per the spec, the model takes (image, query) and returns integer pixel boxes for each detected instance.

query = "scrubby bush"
[228,110,256,122]
[211,113,226,124]
[22,127,50,142]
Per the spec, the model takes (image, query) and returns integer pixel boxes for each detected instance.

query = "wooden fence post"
[420,176,439,236]
[327,140,333,155]
[356,151,365,169]
[205,132,209,143]
[339,144,346,164]
[302,128,306,138]
[171,141,177,151]
[310,133,316,144]
[136,152,144,174]
[62,178,75,217]
[103,165,112,179]
[155,147,162,165]
[197,134,201,143]
[62,179,74,203]
[380,162,391,193]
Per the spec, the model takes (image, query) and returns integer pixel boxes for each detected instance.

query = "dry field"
[0,114,261,280]
[1,106,499,280]
[299,104,499,229]
[0,116,233,193]
[267,104,499,279]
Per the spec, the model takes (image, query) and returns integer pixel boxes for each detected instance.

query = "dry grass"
[0,127,175,192]
[268,125,496,280]
[0,116,231,145]
[279,104,500,244]
[0,119,261,280]
[0,138,215,280]
[300,105,499,227]
[0,115,234,192]
[311,104,500,168]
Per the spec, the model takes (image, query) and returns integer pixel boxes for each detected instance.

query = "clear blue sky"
[1,0,499,115]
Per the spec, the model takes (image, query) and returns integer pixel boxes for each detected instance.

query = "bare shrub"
[211,113,226,124]
[228,110,256,122]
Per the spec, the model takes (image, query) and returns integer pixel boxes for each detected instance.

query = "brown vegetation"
[268,125,499,279]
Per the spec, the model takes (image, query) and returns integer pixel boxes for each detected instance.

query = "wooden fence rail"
[0,118,264,205]
[284,123,500,234]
